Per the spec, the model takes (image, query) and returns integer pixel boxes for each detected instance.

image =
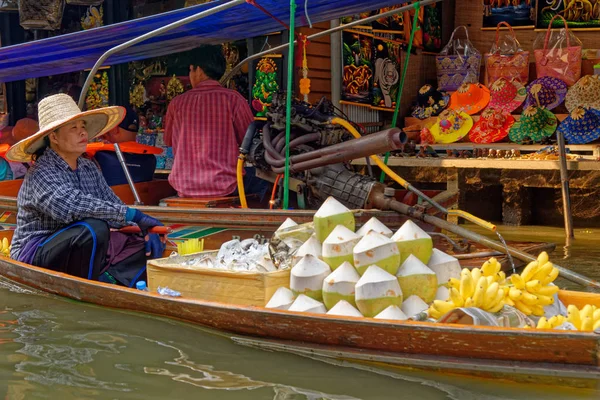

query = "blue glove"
[145,233,166,259]
[126,208,163,232]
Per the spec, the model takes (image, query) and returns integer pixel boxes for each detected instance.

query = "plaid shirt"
[164,80,254,197]
[11,148,128,260]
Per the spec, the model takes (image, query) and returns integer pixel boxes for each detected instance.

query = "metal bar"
[557,131,575,239]
[114,143,142,205]
[282,0,296,210]
[78,0,245,109]
[221,0,443,84]
[329,19,342,106]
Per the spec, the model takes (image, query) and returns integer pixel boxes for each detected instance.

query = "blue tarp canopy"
[0,0,406,83]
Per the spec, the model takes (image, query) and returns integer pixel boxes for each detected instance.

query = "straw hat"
[6,94,125,162]
[430,109,473,144]
[449,83,491,115]
[469,108,515,144]
[523,77,567,111]
[557,107,600,145]
[565,75,600,113]
[509,106,558,144]
[487,78,526,113]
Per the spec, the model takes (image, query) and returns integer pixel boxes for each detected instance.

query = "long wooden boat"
[0,253,597,390]
[0,179,553,270]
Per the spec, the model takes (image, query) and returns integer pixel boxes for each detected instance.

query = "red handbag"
[534,15,582,87]
[484,22,530,86]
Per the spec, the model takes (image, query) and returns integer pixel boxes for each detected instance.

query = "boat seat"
[160,196,241,208]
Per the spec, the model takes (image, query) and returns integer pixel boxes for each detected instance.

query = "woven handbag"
[534,15,582,87]
[484,22,529,86]
[436,26,482,92]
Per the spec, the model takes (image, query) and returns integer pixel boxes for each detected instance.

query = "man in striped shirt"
[165,45,267,199]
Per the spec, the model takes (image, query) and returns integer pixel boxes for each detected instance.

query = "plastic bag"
[437,306,535,328]
[435,26,482,91]
[484,22,530,85]
[269,222,315,270]
[534,15,582,87]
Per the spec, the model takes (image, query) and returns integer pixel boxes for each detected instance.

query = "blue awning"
[0,0,406,83]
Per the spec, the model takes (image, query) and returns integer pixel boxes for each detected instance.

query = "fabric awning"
[0,0,405,83]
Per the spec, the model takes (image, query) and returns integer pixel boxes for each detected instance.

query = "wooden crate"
[147,252,290,306]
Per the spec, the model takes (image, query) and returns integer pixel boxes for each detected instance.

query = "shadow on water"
[0,241,598,400]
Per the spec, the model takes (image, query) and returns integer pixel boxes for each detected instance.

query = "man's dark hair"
[188,45,226,81]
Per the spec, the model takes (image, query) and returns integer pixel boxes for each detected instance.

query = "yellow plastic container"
[147,252,290,306]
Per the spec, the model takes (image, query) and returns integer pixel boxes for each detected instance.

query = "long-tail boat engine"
[243,93,407,210]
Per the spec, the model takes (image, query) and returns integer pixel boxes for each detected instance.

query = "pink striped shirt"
[164,80,254,197]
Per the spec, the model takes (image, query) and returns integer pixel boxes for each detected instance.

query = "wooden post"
[557,131,575,239]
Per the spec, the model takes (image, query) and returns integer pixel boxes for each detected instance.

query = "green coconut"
[277,218,298,231]
[427,249,461,288]
[355,265,403,318]
[292,234,322,266]
[322,261,360,309]
[435,286,450,301]
[353,230,401,276]
[322,225,361,270]
[356,217,393,238]
[288,294,327,314]
[392,220,433,265]
[374,305,408,320]
[326,300,363,317]
[290,254,331,301]
[266,287,295,310]
[313,197,355,243]
[396,254,438,303]
[401,295,429,318]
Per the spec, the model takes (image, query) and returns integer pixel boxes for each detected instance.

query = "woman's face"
[51,120,89,156]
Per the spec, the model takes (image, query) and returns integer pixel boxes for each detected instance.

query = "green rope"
[380,2,421,182]
[283,0,297,209]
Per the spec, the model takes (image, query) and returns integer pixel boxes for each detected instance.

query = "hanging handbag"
[436,26,482,91]
[484,22,529,86]
[534,15,582,87]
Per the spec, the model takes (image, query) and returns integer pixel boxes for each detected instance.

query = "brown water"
[0,225,598,400]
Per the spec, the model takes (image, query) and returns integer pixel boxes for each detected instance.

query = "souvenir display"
[482,0,535,29]
[533,15,582,87]
[449,83,491,115]
[536,1,600,30]
[252,58,280,116]
[509,106,558,144]
[558,107,600,145]
[435,26,481,92]
[565,75,600,112]
[469,108,515,144]
[410,84,449,119]
[430,109,473,144]
[487,78,526,113]
[342,31,373,105]
[18,0,64,30]
[372,38,401,109]
[484,22,529,86]
[524,77,567,111]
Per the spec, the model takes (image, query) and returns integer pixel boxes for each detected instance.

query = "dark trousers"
[32,218,147,287]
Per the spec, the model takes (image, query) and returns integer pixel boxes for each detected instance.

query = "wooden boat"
[0,179,553,270]
[0,251,597,390]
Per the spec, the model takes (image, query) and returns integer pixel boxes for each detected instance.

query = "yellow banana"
[536,295,554,306]
[490,258,501,274]
[580,304,594,320]
[449,288,464,307]
[460,270,475,299]
[535,285,560,297]
[532,262,554,282]
[567,305,582,330]
[464,297,475,308]
[471,268,482,283]
[541,268,559,286]
[496,271,506,284]
[537,317,549,329]
[521,292,539,306]
[505,297,515,306]
[513,300,533,315]
[432,300,456,315]
[487,289,505,311]
[525,280,542,292]
[510,274,526,290]
[521,261,540,282]
[537,251,549,265]
[448,278,460,290]
[581,317,594,332]
[481,260,495,277]
[594,319,600,331]
[509,287,524,301]
[488,302,505,313]
[593,308,600,322]
[483,282,500,309]
[472,277,488,308]
[531,305,545,317]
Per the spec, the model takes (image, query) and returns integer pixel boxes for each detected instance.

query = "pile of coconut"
[266,197,462,320]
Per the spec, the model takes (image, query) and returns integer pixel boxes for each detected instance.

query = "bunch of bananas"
[429,264,507,319]
[0,237,10,257]
[536,315,567,329]
[506,252,559,316]
[566,305,600,332]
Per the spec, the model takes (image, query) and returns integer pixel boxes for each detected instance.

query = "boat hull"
[0,256,597,389]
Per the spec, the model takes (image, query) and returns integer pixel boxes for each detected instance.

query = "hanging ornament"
[166,75,184,103]
[297,34,311,102]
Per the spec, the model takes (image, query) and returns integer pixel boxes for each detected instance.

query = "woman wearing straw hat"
[6,94,165,287]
